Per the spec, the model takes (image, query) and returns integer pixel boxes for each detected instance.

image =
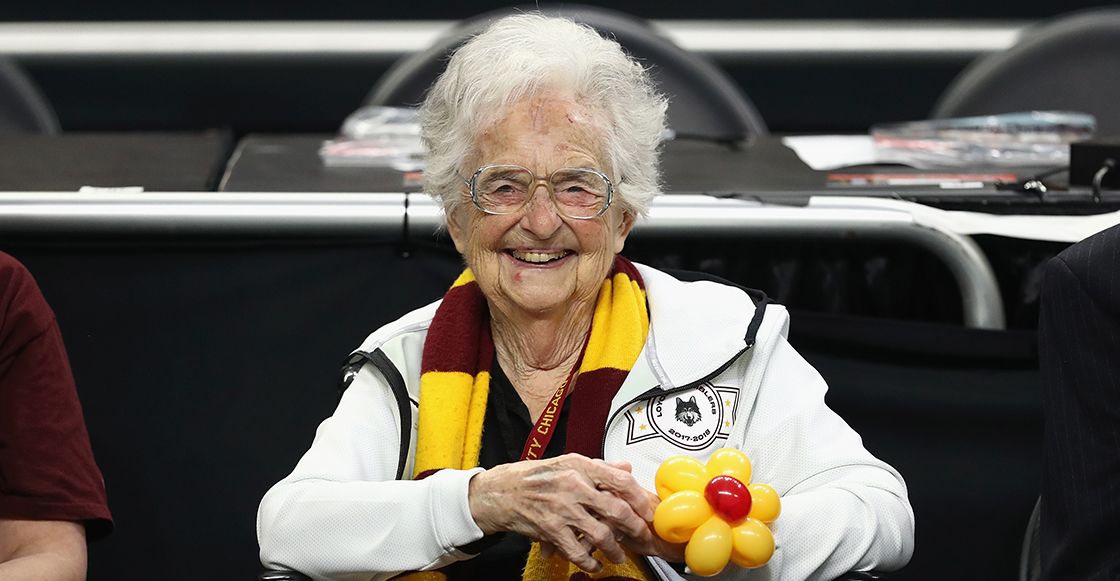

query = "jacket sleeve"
[256,364,486,581]
[732,334,915,581]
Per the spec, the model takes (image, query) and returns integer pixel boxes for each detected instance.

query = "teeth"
[512,250,567,263]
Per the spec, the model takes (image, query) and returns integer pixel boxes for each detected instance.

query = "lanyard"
[519,339,589,461]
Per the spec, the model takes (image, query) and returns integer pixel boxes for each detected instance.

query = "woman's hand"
[616,518,688,564]
[591,464,687,565]
[536,461,687,565]
[468,454,656,572]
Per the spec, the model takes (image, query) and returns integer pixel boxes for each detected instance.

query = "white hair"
[419,13,669,217]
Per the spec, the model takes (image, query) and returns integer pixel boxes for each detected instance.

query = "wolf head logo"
[675,396,702,427]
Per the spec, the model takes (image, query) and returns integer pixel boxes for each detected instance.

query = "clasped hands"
[468,453,685,573]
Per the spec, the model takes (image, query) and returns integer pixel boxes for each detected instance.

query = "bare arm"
[0,519,88,581]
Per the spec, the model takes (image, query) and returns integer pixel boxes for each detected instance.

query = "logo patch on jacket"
[624,383,739,450]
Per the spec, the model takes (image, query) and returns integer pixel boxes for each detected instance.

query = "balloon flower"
[652,449,780,576]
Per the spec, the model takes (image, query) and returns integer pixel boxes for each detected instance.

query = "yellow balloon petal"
[655,456,709,499]
[653,491,713,544]
[705,448,752,484]
[685,515,733,577]
[747,483,781,524]
[730,518,775,569]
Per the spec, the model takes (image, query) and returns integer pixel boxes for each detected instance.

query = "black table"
[221,133,1120,213]
[0,131,233,192]
[219,133,423,193]
[5,131,1115,331]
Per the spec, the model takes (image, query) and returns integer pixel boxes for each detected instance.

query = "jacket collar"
[635,263,759,390]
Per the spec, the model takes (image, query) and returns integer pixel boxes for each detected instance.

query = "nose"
[519,182,563,237]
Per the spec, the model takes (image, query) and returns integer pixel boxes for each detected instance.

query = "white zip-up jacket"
[258,264,915,581]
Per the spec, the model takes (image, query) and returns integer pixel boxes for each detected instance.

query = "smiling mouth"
[509,250,573,264]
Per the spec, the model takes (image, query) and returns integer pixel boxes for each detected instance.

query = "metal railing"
[0,192,1005,328]
[0,20,1029,63]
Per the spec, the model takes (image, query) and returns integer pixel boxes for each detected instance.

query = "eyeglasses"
[462,164,615,219]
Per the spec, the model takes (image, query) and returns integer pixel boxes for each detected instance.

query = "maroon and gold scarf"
[407,255,653,581]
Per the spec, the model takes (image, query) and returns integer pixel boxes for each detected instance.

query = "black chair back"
[0,57,60,134]
[931,7,1120,135]
[366,4,768,144]
[1019,497,1041,581]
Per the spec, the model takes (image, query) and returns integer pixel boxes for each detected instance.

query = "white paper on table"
[780,135,879,170]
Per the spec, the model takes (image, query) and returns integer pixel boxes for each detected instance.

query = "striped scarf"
[406,255,654,581]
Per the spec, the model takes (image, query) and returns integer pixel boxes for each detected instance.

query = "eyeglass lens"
[473,165,609,218]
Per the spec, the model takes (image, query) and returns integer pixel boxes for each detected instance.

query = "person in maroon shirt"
[0,251,111,580]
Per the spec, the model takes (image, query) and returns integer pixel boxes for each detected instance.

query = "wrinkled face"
[447,93,634,319]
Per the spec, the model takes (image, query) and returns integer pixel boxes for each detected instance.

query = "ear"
[689,396,696,403]
[446,206,468,255]
[612,209,636,254]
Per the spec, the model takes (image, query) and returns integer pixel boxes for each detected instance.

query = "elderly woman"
[257,13,914,581]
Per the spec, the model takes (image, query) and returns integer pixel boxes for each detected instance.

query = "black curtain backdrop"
[4,237,463,581]
[790,311,1041,581]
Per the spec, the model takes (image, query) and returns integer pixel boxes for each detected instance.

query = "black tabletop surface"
[219,134,423,193]
[219,134,847,195]
[219,133,1120,213]
[0,131,233,192]
[661,138,1118,212]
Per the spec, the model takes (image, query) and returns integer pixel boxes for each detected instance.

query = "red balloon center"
[704,475,752,525]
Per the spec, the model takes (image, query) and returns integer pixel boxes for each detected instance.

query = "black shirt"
[462,358,572,579]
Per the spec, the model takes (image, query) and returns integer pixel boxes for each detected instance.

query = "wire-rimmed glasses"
[462,164,615,219]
